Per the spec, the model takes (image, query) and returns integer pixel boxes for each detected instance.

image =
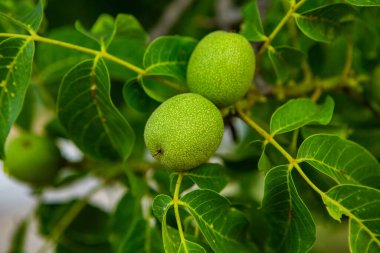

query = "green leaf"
[0,0,43,32]
[262,166,316,253]
[122,78,159,113]
[152,194,173,223]
[117,218,164,253]
[180,189,250,253]
[258,144,271,172]
[38,201,112,252]
[8,218,28,253]
[111,192,164,253]
[36,27,98,86]
[64,204,110,246]
[75,14,114,47]
[323,185,380,253]
[346,0,380,6]
[270,97,334,135]
[240,0,267,42]
[75,13,147,49]
[15,81,35,131]
[106,14,147,81]
[152,194,205,253]
[57,58,135,161]
[170,174,194,195]
[268,46,306,82]
[0,37,34,158]
[297,134,380,188]
[163,221,206,253]
[110,192,142,249]
[141,36,195,102]
[294,3,358,43]
[184,163,229,192]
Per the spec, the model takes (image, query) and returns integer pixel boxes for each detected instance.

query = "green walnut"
[187,31,255,107]
[4,133,61,186]
[144,93,224,171]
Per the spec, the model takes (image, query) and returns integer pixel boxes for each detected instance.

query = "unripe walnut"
[144,93,224,171]
[4,134,61,186]
[187,31,255,107]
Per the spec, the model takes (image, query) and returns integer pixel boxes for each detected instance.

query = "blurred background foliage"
[1,0,379,253]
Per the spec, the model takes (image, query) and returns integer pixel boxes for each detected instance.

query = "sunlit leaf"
[57,58,135,160]
[346,0,380,6]
[240,0,267,42]
[180,189,250,253]
[323,185,380,253]
[297,134,380,188]
[0,37,34,158]
[294,3,357,43]
[270,97,334,135]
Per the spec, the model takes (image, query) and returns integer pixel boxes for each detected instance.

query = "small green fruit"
[144,93,224,171]
[4,134,61,186]
[187,31,255,107]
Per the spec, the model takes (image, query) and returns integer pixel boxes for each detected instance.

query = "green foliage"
[0,0,380,253]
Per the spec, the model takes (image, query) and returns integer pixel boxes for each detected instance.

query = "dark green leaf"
[57,58,135,160]
[262,165,316,253]
[346,0,380,6]
[181,189,250,253]
[110,192,142,248]
[64,204,110,245]
[294,4,357,43]
[270,97,334,135]
[240,0,267,42]
[117,218,164,253]
[141,36,195,102]
[184,163,228,192]
[125,168,149,197]
[268,46,306,82]
[0,37,34,158]
[297,134,380,188]
[323,185,380,253]
[123,78,159,113]
[56,241,111,253]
